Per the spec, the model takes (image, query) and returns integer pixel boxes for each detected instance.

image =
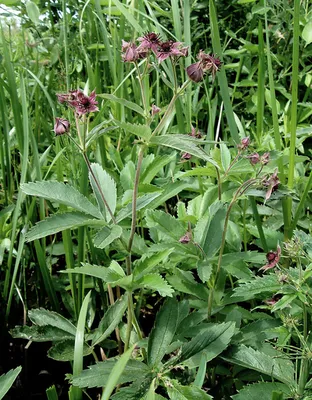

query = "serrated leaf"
[231,382,290,400]
[145,210,186,241]
[115,120,151,140]
[141,154,177,184]
[136,274,174,297]
[116,192,162,223]
[179,322,235,363]
[167,381,213,400]
[10,325,74,342]
[146,181,189,210]
[48,340,92,362]
[148,298,179,367]
[110,374,153,400]
[25,212,95,242]
[167,270,209,301]
[89,163,116,222]
[99,94,144,115]
[28,308,76,335]
[72,359,150,388]
[232,275,282,300]
[149,135,218,167]
[0,366,22,400]
[62,264,109,281]
[133,248,174,280]
[92,294,128,345]
[223,345,295,386]
[93,225,123,249]
[21,181,102,219]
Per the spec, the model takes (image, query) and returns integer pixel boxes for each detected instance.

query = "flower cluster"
[186,51,222,82]
[122,32,188,63]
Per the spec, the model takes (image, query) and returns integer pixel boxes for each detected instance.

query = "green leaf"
[302,21,312,46]
[223,345,295,386]
[48,340,92,362]
[146,181,190,210]
[145,210,186,241]
[0,366,22,400]
[148,298,179,367]
[89,163,117,222]
[231,382,290,400]
[141,154,177,184]
[116,193,162,223]
[93,225,123,249]
[26,1,40,25]
[220,142,231,171]
[46,385,59,400]
[28,308,76,335]
[114,120,152,140]
[149,135,218,167]
[133,248,174,280]
[62,264,109,281]
[167,380,213,400]
[92,294,128,346]
[110,375,153,400]
[72,359,150,388]
[25,212,96,242]
[101,344,136,400]
[136,274,174,297]
[167,270,209,301]
[21,181,102,219]
[10,325,74,342]
[232,275,282,300]
[179,322,235,363]
[99,94,144,116]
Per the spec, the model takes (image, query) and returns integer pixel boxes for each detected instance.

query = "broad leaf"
[99,94,145,115]
[222,345,295,386]
[133,248,174,280]
[231,382,290,400]
[72,358,149,388]
[10,325,74,342]
[0,366,22,400]
[167,270,209,301]
[110,374,153,400]
[141,154,176,184]
[232,275,283,300]
[62,264,109,281]
[89,163,117,222]
[146,182,190,210]
[92,294,128,345]
[167,380,213,400]
[28,308,76,335]
[179,322,235,364]
[135,274,174,297]
[116,192,162,223]
[149,135,218,167]
[114,120,152,140]
[25,212,97,242]
[145,210,186,241]
[148,298,179,367]
[21,181,102,219]
[48,340,92,361]
[93,225,123,249]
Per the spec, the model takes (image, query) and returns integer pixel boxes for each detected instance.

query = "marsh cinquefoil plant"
[4,2,312,399]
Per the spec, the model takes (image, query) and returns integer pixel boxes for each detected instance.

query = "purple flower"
[68,90,99,115]
[151,104,161,115]
[186,51,222,82]
[121,40,140,62]
[238,137,250,151]
[263,169,280,201]
[137,32,161,54]
[181,152,192,160]
[179,232,192,244]
[261,152,270,165]
[157,41,188,62]
[260,245,281,272]
[248,152,260,165]
[56,90,79,104]
[54,118,70,136]
[190,125,202,139]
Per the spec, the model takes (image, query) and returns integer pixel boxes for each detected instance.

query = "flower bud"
[54,118,70,136]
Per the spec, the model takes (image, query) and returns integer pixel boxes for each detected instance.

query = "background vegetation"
[1,0,312,399]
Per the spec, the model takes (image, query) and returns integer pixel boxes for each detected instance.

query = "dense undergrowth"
[1,0,312,399]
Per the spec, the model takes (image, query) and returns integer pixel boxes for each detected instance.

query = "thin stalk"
[291,168,312,232]
[250,197,268,252]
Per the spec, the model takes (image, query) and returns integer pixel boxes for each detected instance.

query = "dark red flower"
[190,125,202,139]
[248,152,260,165]
[151,104,161,115]
[54,118,70,136]
[157,41,188,62]
[263,169,280,201]
[179,231,192,244]
[186,62,204,83]
[238,137,250,151]
[181,152,192,160]
[56,90,79,104]
[137,32,161,54]
[186,51,222,82]
[121,40,139,62]
[68,90,99,115]
[260,245,281,271]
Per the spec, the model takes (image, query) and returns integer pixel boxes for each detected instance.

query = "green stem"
[291,167,312,232]
[250,197,268,252]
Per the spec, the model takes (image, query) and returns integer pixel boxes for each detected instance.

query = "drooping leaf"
[10,325,74,342]
[48,340,92,362]
[25,212,97,242]
[179,322,235,364]
[222,345,295,386]
[167,269,209,301]
[28,308,76,335]
[149,135,218,167]
[72,358,149,388]
[92,294,128,346]
[135,274,174,297]
[62,264,109,281]
[89,163,117,222]
[231,382,290,400]
[93,225,123,249]
[147,298,179,367]
[0,366,22,400]
[99,94,144,115]
[167,380,213,400]
[21,181,102,219]
[110,374,153,400]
